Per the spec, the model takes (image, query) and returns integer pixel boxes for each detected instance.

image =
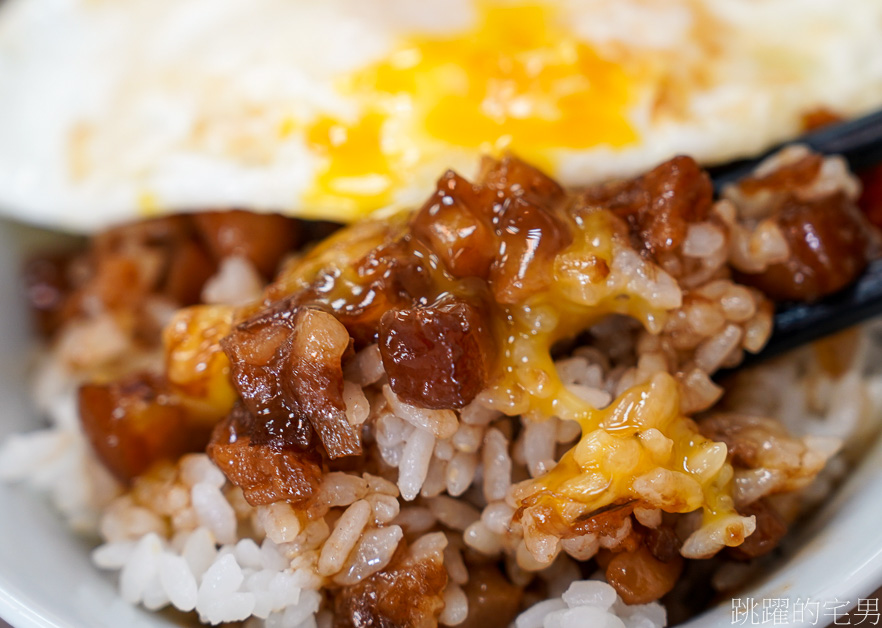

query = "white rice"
[201,256,264,306]
[397,426,435,501]
[317,500,372,576]
[482,428,512,503]
[333,525,403,586]
[515,580,665,628]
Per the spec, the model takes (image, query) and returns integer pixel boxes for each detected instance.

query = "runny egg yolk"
[304,113,395,217]
[305,2,637,215]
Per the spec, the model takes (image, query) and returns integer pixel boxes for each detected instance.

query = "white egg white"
[0,0,880,232]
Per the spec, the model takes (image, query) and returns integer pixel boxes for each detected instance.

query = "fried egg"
[1,0,881,231]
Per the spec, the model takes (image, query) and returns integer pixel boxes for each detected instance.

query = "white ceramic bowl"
[1,218,881,628]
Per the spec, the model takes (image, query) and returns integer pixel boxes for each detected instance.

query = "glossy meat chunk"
[162,239,216,306]
[482,156,572,303]
[206,405,322,507]
[333,240,432,347]
[489,194,572,304]
[583,155,713,256]
[79,373,200,483]
[285,308,361,458]
[478,153,565,205]
[411,171,496,279]
[222,300,313,449]
[92,215,215,309]
[379,297,493,409]
[412,156,572,303]
[222,304,361,458]
[738,192,871,301]
[727,499,787,560]
[25,211,305,346]
[737,152,823,197]
[604,544,683,605]
[643,524,681,563]
[22,252,74,337]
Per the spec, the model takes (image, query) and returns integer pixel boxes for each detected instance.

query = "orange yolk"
[304,113,395,217]
[305,2,637,215]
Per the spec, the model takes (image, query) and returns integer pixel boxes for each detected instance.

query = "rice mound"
[2,148,882,627]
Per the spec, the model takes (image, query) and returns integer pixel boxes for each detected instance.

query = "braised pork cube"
[411,171,496,280]
[79,373,199,483]
[192,210,301,278]
[489,194,572,304]
[738,192,871,301]
[459,565,523,628]
[727,499,788,560]
[605,544,683,605]
[222,304,361,458]
[379,297,493,409]
[583,155,713,257]
[207,405,322,507]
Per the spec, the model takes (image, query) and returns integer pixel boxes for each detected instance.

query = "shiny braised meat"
[581,155,713,258]
[378,297,494,409]
[221,304,361,459]
[481,158,572,303]
[206,404,322,507]
[458,566,523,628]
[604,544,683,605]
[324,238,435,349]
[737,153,824,197]
[738,192,871,301]
[191,210,302,278]
[409,158,570,294]
[23,252,75,337]
[727,152,874,302]
[79,373,205,483]
[727,499,788,560]
[410,171,497,280]
[410,158,572,304]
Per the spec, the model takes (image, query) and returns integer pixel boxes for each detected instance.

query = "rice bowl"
[3,2,882,624]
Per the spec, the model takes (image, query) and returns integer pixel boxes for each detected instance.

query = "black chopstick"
[708,108,882,194]
[709,109,882,375]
